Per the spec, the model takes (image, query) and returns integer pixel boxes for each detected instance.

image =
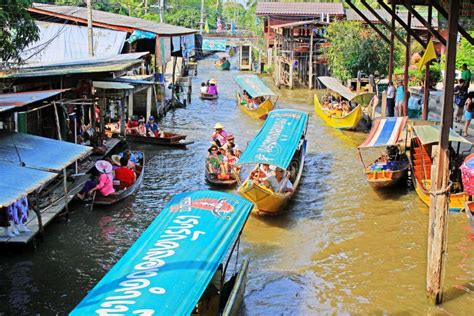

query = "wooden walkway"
[0,138,123,245]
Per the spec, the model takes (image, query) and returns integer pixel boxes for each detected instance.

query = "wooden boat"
[126,132,193,148]
[215,59,231,70]
[238,109,308,215]
[71,190,254,316]
[314,76,374,130]
[205,167,239,186]
[94,152,144,205]
[200,92,218,100]
[235,75,277,120]
[409,125,472,211]
[358,117,409,188]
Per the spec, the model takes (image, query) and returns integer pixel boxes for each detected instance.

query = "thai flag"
[217,17,222,32]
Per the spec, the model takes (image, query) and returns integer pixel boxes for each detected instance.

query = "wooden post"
[120,95,126,136]
[146,87,152,120]
[402,12,411,117]
[309,28,314,89]
[426,0,459,305]
[53,102,69,220]
[423,62,430,120]
[128,92,134,117]
[388,2,395,82]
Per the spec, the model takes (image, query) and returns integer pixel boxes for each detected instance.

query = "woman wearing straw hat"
[207,79,218,95]
[211,122,229,147]
[77,160,115,200]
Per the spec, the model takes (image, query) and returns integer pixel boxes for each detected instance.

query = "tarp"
[21,21,127,64]
[202,38,227,51]
[413,125,472,145]
[0,131,92,172]
[358,117,408,148]
[127,30,156,43]
[238,109,308,169]
[156,37,171,65]
[351,92,375,106]
[317,76,355,101]
[234,75,276,97]
[172,36,181,52]
[0,89,67,113]
[70,190,253,316]
[0,161,57,208]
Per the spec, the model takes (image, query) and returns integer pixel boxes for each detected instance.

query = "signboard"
[202,38,227,51]
[439,0,474,30]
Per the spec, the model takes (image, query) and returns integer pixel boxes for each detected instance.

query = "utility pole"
[426,0,460,305]
[87,0,94,57]
[159,0,164,23]
[199,0,204,35]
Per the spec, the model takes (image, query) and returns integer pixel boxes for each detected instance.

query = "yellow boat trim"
[238,180,291,215]
[413,176,468,211]
[237,93,274,120]
[313,94,362,130]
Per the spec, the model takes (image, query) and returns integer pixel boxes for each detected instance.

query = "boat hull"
[222,259,249,316]
[313,94,362,130]
[126,133,193,148]
[237,93,274,120]
[200,92,218,100]
[205,168,238,187]
[365,159,409,188]
[216,61,231,70]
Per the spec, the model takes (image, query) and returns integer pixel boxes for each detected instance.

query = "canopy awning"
[359,117,408,148]
[0,89,67,113]
[0,131,92,172]
[238,109,308,169]
[70,190,254,316]
[234,75,276,97]
[0,161,57,207]
[413,125,472,145]
[350,92,375,106]
[317,76,355,101]
[93,81,134,90]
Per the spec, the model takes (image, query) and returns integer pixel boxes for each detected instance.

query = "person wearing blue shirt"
[395,81,404,117]
[145,116,159,137]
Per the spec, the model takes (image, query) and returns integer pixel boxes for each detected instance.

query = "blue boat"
[237,109,309,215]
[70,190,254,316]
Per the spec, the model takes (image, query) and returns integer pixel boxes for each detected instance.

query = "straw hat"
[209,78,217,84]
[111,155,121,166]
[214,122,224,129]
[95,160,113,174]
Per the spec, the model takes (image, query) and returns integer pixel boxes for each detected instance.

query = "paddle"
[90,191,97,211]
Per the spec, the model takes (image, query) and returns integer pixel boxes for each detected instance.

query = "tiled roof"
[345,9,438,29]
[256,2,345,16]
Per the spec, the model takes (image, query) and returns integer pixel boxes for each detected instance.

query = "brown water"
[0,57,472,315]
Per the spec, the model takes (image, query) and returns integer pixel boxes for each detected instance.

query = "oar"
[90,191,97,211]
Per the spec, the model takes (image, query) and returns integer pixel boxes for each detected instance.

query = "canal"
[0,56,472,315]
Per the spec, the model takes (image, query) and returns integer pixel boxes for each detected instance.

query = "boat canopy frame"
[234,75,277,98]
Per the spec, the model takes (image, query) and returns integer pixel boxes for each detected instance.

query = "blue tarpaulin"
[0,131,92,172]
[0,161,57,207]
[70,190,253,315]
[234,75,276,97]
[238,109,309,169]
[202,38,227,51]
[126,30,156,43]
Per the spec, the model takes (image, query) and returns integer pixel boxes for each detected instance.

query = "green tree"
[456,32,474,69]
[1,0,39,67]
[325,20,394,81]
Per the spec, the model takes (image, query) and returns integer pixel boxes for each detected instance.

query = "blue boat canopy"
[70,190,254,316]
[238,109,308,169]
[0,131,92,172]
[234,75,276,97]
[0,161,57,207]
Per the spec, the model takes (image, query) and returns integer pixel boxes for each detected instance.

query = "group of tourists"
[321,97,352,117]
[206,123,241,180]
[385,80,406,117]
[249,163,294,194]
[125,115,163,138]
[454,64,473,136]
[200,79,218,95]
[240,90,264,109]
[77,150,140,200]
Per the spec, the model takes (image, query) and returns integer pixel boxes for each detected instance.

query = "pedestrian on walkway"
[461,63,471,89]
[463,92,474,137]
[454,79,467,122]
[395,80,404,117]
[386,81,396,117]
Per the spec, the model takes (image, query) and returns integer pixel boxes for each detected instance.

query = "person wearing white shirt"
[386,81,396,117]
[264,168,294,193]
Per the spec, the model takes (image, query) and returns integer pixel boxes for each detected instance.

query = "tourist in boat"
[211,122,228,147]
[221,134,241,158]
[223,149,240,174]
[77,160,115,200]
[200,82,208,94]
[208,79,218,95]
[114,156,136,187]
[264,167,294,193]
[463,92,474,137]
[207,145,227,177]
[105,117,120,138]
[126,115,139,135]
[137,120,147,136]
[145,116,160,137]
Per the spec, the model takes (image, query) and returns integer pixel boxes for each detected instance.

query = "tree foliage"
[325,21,395,81]
[0,0,39,67]
[456,32,474,69]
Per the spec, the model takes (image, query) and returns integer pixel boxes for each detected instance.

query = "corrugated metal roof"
[0,161,57,208]
[30,3,196,36]
[256,2,344,16]
[0,53,146,79]
[345,9,438,29]
[270,20,328,29]
[0,131,92,172]
[0,89,67,108]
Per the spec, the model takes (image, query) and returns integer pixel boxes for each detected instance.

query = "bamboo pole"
[426,0,459,305]
[309,28,314,89]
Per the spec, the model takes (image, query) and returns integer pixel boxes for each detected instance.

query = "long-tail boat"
[126,132,193,148]
[215,59,231,70]
[235,75,277,120]
[237,109,308,215]
[314,76,374,130]
[71,190,254,315]
[409,125,472,211]
[358,117,409,188]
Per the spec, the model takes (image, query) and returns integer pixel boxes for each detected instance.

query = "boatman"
[211,122,228,147]
[145,116,160,137]
[264,168,294,193]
